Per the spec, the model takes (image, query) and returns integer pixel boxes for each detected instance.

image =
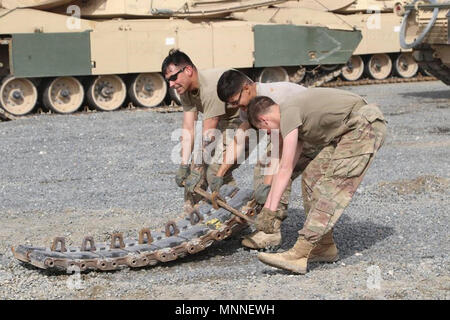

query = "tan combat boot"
[257,237,315,274]
[308,230,339,263]
[241,211,283,249]
[241,230,282,250]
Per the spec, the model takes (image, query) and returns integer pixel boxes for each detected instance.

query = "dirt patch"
[378,175,450,195]
[389,139,450,148]
[429,126,450,135]
[384,110,413,116]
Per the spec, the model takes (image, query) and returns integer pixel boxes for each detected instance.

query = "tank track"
[320,74,438,87]
[12,185,258,272]
[412,45,450,85]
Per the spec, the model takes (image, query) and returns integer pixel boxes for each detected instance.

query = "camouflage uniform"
[275,88,387,244]
[256,88,386,272]
[298,104,386,243]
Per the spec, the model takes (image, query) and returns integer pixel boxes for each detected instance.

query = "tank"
[0,0,362,117]
[400,0,450,85]
[233,0,420,82]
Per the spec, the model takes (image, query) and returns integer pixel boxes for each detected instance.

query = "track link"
[321,74,438,87]
[12,185,258,273]
[412,45,450,85]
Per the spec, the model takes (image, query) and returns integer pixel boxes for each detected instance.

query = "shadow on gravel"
[400,89,450,100]
[262,209,397,274]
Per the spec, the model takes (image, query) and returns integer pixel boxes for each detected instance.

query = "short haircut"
[217,69,253,102]
[247,96,276,127]
[161,49,195,75]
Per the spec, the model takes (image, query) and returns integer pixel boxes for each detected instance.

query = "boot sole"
[241,238,281,250]
[257,253,307,274]
[309,254,339,263]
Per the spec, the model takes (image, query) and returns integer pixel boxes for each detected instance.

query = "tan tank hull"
[48,0,288,18]
[0,0,363,117]
[238,0,417,81]
[400,0,450,85]
[1,0,72,9]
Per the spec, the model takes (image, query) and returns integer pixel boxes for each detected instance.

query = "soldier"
[161,50,241,214]
[246,88,386,274]
[215,69,320,250]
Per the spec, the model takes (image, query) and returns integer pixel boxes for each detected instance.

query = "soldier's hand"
[254,183,271,205]
[175,164,190,187]
[255,208,286,234]
[185,169,203,193]
[210,175,224,193]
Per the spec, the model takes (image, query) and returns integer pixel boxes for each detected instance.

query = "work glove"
[254,183,271,205]
[210,176,224,193]
[175,164,190,187]
[255,208,287,234]
[185,169,203,193]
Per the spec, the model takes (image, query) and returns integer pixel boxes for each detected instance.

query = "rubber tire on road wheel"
[0,76,38,116]
[42,77,85,114]
[87,75,127,112]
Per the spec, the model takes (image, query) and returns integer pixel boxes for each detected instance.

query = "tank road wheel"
[257,67,289,83]
[87,75,126,111]
[342,56,364,81]
[42,77,84,114]
[128,73,167,108]
[394,53,419,78]
[366,54,393,80]
[0,77,38,116]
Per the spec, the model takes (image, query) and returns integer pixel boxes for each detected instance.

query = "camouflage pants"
[184,120,242,210]
[298,104,387,243]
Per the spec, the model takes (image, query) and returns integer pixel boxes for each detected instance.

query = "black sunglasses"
[228,88,244,106]
[166,66,186,82]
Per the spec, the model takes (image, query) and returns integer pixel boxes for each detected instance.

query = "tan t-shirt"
[280,88,367,145]
[239,82,307,121]
[181,68,240,122]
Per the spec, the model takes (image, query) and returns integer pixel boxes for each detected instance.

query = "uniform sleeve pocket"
[327,153,372,178]
[359,103,385,123]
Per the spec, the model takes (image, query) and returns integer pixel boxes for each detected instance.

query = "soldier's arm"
[181,111,198,165]
[261,131,283,186]
[191,116,220,168]
[265,129,303,211]
[216,121,252,177]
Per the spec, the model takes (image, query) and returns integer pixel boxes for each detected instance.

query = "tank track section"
[12,185,258,273]
[412,45,450,85]
[309,65,437,88]
[0,107,17,121]
[321,73,437,87]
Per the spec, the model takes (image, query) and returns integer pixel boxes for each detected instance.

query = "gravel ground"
[0,81,449,300]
